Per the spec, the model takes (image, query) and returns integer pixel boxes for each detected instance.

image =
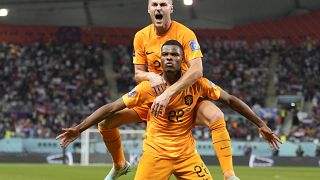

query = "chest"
[164,88,201,123]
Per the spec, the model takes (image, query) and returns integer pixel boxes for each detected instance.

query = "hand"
[259,125,282,150]
[151,91,171,117]
[148,72,166,96]
[56,127,80,148]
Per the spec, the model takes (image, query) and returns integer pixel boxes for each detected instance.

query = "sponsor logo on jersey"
[128,88,137,97]
[184,95,193,106]
[189,40,200,51]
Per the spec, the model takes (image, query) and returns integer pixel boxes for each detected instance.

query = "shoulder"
[194,77,208,86]
[173,21,192,31]
[173,21,195,36]
[126,81,153,99]
[135,24,153,38]
[137,81,152,91]
[195,78,218,89]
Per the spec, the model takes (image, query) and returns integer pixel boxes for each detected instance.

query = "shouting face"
[148,0,173,29]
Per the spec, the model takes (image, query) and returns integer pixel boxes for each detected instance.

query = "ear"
[170,5,173,13]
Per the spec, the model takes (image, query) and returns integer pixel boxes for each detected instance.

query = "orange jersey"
[133,21,203,74]
[122,78,221,158]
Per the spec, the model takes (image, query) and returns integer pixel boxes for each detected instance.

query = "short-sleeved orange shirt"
[133,21,203,74]
[122,78,221,158]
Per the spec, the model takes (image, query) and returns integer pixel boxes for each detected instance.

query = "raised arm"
[56,98,126,148]
[218,89,282,149]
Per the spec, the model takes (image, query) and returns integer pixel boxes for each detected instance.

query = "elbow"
[134,76,139,83]
[229,95,242,109]
[107,104,119,117]
[198,71,203,78]
[223,95,235,106]
[134,73,141,83]
[194,70,203,80]
[229,95,237,104]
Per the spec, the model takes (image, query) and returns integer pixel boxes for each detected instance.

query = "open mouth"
[155,14,163,20]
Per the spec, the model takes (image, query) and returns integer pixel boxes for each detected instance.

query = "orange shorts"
[132,105,149,121]
[134,152,213,180]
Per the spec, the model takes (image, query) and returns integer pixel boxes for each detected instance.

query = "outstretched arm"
[56,98,126,148]
[152,58,203,116]
[218,89,282,150]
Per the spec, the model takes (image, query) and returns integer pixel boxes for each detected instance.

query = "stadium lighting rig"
[184,0,193,6]
[0,8,8,16]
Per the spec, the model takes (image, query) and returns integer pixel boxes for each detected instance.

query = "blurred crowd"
[201,38,275,107]
[0,42,110,138]
[277,38,320,101]
[0,37,319,143]
[110,44,135,93]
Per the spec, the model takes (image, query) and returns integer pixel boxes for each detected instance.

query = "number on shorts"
[194,163,209,179]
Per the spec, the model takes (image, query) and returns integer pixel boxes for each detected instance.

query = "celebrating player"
[99,0,240,179]
[57,40,281,180]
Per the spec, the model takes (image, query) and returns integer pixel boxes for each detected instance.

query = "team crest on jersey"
[189,40,200,51]
[184,95,193,106]
[208,80,217,90]
[128,88,137,98]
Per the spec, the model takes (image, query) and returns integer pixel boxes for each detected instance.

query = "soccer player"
[99,0,239,179]
[57,40,281,180]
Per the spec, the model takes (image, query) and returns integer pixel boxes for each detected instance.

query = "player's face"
[161,45,183,72]
[148,0,173,28]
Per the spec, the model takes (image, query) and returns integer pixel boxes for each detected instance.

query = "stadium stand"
[0,42,110,138]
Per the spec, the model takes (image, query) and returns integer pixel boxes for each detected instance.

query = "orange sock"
[98,125,125,169]
[210,119,233,173]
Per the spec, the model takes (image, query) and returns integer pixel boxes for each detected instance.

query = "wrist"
[75,124,83,133]
[257,122,267,128]
[164,87,175,97]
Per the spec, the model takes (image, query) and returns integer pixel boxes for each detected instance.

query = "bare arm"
[218,89,266,127]
[75,98,127,133]
[218,89,282,149]
[134,64,149,83]
[56,98,126,148]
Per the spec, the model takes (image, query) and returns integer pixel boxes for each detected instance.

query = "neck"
[162,70,181,86]
[154,20,172,35]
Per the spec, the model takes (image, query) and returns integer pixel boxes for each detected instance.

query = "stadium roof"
[0,0,319,28]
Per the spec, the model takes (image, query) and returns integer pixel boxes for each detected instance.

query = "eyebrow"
[151,2,168,6]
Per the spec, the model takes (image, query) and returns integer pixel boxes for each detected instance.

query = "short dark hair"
[161,40,183,54]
